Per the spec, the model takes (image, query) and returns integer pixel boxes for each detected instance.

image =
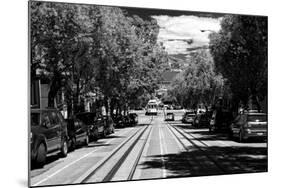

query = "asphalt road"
[30,110,267,187]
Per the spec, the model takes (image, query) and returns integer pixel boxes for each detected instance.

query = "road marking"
[165,123,185,152]
[132,122,154,180]
[32,128,135,186]
[159,124,167,178]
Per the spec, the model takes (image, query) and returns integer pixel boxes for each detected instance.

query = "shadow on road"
[171,123,267,144]
[139,145,267,178]
[30,154,61,171]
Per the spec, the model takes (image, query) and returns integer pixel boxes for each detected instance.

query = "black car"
[103,115,115,135]
[193,113,210,128]
[66,118,89,151]
[76,112,106,141]
[128,113,138,126]
[31,108,68,167]
[209,110,233,132]
[113,114,126,128]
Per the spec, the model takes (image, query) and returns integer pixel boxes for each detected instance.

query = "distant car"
[183,113,196,125]
[209,110,233,132]
[193,113,210,128]
[76,112,106,141]
[128,113,138,126]
[103,115,115,135]
[165,112,175,121]
[229,112,267,142]
[182,111,194,123]
[31,108,68,167]
[66,118,89,151]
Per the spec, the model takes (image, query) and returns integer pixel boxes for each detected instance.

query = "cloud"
[152,15,222,55]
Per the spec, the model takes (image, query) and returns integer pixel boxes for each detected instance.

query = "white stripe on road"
[159,125,167,178]
[32,128,133,186]
[165,123,185,152]
[132,124,154,180]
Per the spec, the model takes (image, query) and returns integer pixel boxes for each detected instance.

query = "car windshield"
[76,113,96,125]
[247,114,267,122]
[31,113,40,126]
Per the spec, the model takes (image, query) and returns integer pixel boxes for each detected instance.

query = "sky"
[123,7,223,56]
[152,15,222,55]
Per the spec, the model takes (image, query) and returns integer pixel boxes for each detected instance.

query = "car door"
[75,119,86,142]
[40,112,59,152]
[48,111,61,151]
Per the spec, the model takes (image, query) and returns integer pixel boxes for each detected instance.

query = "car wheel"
[239,130,244,143]
[36,143,46,167]
[60,139,68,157]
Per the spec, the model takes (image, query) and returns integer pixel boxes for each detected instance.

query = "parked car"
[182,111,194,123]
[209,110,233,132]
[193,113,210,128]
[182,113,196,125]
[165,112,175,121]
[66,118,89,151]
[113,114,126,128]
[103,115,115,135]
[76,112,106,141]
[128,113,138,126]
[229,112,267,142]
[31,108,68,167]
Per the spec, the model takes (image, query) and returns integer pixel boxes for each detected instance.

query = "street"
[30,110,267,187]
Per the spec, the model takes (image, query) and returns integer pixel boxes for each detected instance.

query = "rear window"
[148,104,156,109]
[247,115,267,122]
[31,113,40,126]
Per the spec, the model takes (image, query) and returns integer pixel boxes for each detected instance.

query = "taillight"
[30,132,33,142]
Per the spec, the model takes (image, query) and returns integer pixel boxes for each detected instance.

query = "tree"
[209,15,267,110]
[169,50,225,109]
[30,2,101,112]
[30,2,98,108]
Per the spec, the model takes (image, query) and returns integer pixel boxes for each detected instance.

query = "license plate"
[257,133,263,136]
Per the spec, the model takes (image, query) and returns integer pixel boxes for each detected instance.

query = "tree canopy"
[169,50,225,109]
[30,2,169,115]
[209,15,267,109]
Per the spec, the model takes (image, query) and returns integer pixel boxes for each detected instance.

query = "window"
[31,113,40,126]
[247,115,267,122]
